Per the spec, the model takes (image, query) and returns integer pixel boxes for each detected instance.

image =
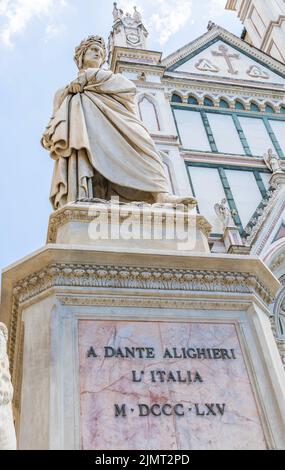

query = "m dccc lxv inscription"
[86,346,237,419]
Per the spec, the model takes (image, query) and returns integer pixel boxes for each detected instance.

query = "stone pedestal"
[224,225,251,255]
[1,203,285,450]
[47,201,211,254]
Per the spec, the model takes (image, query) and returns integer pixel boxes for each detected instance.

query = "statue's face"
[83,44,104,69]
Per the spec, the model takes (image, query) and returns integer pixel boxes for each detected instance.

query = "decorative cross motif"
[211,44,240,75]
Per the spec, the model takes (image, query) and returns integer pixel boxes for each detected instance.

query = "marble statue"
[42,36,197,210]
[112,2,123,21]
[133,6,142,23]
[214,198,232,229]
[264,149,283,174]
[0,323,17,450]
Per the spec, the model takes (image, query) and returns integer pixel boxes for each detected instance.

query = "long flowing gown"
[42,68,169,209]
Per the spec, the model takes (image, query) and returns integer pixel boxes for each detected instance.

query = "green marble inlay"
[218,168,243,232]
[263,118,284,159]
[201,111,218,152]
[232,114,252,156]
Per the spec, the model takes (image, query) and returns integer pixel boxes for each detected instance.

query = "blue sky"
[0,0,242,272]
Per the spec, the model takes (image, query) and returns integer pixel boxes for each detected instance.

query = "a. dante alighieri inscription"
[78,320,266,450]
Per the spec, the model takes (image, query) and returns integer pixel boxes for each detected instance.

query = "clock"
[127,33,140,45]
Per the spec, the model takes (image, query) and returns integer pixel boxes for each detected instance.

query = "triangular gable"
[174,39,284,84]
[162,25,285,86]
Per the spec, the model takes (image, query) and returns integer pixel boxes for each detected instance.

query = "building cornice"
[163,71,285,92]
[163,79,285,104]
[116,61,165,75]
[182,152,281,170]
[110,46,162,72]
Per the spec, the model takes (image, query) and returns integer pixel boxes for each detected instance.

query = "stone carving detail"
[271,251,285,273]
[247,65,269,80]
[211,44,240,75]
[214,199,233,229]
[0,323,16,450]
[112,2,123,21]
[12,263,272,307]
[133,6,142,24]
[264,149,283,175]
[195,58,219,73]
[59,296,249,312]
[243,182,280,244]
[110,3,148,51]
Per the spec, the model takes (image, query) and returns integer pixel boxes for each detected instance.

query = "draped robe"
[42,68,169,209]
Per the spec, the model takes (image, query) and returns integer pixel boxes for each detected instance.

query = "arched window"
[280,106,285,114]
[250,102,260,112]
[265,104,275,113]
[203,97,214,107]
[219,99,230,109]
[171,93,182,103]
[138,96,160,132]
[235,100,245,110]
[188,95,198,105]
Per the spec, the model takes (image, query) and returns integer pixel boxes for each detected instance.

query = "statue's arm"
[52,72,87,114]
[52,86,70,114]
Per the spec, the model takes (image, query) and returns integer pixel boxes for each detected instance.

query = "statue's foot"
[155,192,197,207]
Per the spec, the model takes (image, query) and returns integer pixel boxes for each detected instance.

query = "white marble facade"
[226,0,285,63]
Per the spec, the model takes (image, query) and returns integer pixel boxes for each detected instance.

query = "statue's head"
[74,35,106,70]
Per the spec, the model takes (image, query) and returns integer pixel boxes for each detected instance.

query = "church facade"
[109,10,285,365]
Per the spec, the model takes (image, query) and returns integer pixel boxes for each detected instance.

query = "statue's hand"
[68,82,84,94]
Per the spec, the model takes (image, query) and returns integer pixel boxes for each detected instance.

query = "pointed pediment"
[162,26,285,86]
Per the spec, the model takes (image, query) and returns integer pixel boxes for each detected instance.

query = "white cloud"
[149,0,193,45]
[0,0,67,46]
[45,22,66,42]
[207,0,227,18]
[118,0,193,45]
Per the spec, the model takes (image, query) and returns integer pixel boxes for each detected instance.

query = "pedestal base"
[47,201,211,254]
[1,242,285,450]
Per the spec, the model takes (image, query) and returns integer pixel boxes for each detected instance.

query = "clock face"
[127,33,140,45]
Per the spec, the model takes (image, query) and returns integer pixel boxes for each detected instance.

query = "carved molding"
[163,81,284,108]
[12,263,272,305]
[9,261,272,375]
[59,295,251,312]
[271,252,285,272]
[242,183,281,246]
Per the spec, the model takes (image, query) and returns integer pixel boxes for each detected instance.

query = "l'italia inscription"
[86,345,236,419]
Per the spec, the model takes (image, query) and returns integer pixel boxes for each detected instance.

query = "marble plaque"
[78,320,267,450]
